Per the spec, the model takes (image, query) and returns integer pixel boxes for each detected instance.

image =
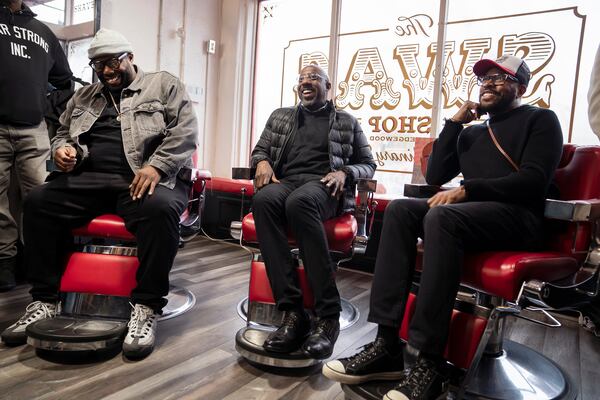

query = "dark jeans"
[368,198,543,357]
[24,170,190,312]
[252,175,341,318]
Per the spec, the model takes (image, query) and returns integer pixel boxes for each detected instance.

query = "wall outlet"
[207,40,216,54]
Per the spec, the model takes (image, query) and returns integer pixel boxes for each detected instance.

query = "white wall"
[212,0,256,176]
[100,0,251,176]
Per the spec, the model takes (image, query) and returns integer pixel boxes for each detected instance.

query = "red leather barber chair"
[229,168,377,368]
[343,144,599,400]
[25,170,211,354]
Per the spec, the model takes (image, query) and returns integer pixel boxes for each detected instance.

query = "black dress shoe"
[302,317,340,359]
[263,310,310,353]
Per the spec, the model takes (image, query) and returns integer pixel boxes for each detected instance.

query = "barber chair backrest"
[545,145,600,260]
[419,141,434,177]
[553,145,600,200]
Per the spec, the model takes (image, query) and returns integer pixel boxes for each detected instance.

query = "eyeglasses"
[476,73,519,86]
[297,73,324,84]
[88,52,128,72]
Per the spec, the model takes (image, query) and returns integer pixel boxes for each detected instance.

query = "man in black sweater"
[323,56,563,400]
[0,0,72,291]
[251,65,376,359]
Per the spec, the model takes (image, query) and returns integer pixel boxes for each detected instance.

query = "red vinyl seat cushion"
[460,251,579,300]
[416,244,579,301]
[72,214,135,241]
[241,212,357,254]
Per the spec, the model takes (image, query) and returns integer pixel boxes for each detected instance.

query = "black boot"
[263,310,310,353]
[302,317,340,359]
[0,256,16,292]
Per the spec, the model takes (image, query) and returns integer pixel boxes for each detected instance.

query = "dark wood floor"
[0,236,599,399]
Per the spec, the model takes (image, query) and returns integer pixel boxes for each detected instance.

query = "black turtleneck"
[278,102,332,179]
[426,104,563,211]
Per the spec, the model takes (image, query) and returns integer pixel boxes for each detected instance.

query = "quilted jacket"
[251,101,376,213]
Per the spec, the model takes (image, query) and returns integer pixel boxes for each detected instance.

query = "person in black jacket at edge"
[0,0,72,291]
[250,64,376,359]
[323,55,563,400]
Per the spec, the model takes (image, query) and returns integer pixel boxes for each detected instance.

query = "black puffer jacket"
[251,101,376,213]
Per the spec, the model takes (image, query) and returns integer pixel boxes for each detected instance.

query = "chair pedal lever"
[515,307,562,328]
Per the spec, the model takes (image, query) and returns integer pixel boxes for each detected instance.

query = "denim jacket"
[52,67,198,189]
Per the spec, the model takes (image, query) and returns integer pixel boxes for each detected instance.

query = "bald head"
[300,65,330,85]
[298,65,331,110]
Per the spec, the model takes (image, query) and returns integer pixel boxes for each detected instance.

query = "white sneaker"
[122,303,158,359]
[1,301,57,346]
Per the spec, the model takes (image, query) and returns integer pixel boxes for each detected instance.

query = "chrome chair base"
[236,297,360,330]
[161,285,196,321]
[26,317,127,352]
[26,286,195,354]
[341,339,576,400]
[235,327,321,368]
[463,339,576,400]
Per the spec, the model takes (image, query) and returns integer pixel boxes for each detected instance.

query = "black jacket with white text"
[0,4,72,126]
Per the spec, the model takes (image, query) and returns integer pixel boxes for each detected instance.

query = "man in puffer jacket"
[251,64,376,359]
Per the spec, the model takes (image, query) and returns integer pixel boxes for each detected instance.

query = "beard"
[300,96,318,109]
[98,68,135,92]
[478,89,517,114]
[299,93,327,110]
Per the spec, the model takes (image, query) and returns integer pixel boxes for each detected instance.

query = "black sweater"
[426,105,563,211]
[278,105,331,178]
[0,4,72,126]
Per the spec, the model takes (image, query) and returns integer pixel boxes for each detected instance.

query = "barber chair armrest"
[357,178,377,193]
[232,167,256,180]
[192,168,212,181]
[403,183,446,198]
[544,198,600,222]
[353,179,378,255]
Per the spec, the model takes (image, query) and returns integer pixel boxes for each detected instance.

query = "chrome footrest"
[26,316,127,352]
[236,297,360,330]
[161,285,196,321]
[235,327,320,368]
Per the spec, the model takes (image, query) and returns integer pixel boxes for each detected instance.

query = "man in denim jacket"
[0,29,198,359]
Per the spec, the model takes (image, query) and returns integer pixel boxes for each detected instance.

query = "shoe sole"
[383,392,409,400]
[122,345,154,360]
[1,333,27,347]
[322,363,405,384]
[1,337,26,347]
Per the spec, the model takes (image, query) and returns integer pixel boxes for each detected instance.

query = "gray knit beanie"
[88,28,133,59]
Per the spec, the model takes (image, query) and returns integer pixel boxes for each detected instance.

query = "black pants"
[252,176,341,318]
[368,198,543,356]
[24,170,190,312]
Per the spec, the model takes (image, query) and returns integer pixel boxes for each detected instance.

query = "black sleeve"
[48,37,73,90]
[250,110,277,168]
[463,109,563,204]
[425,120,464,185]
[342,118,376,183]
